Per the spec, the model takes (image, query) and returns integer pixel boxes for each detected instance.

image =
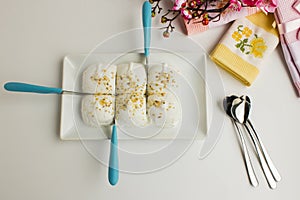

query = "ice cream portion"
[147,92,180,128]
[115,93,149,127]
[147,63,178,95]
[147,63,180,127]
[116,62,149,127]
[81,64,116,127]
[81,95,115,127]
[82,64,116,94]
[116,62,147,95]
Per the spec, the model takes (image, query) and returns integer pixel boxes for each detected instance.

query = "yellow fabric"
[210,12,278,86]
[246,12,278,37]
[210,44,259,86]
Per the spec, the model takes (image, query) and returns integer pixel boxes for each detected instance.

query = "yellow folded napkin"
[210,12,279,86]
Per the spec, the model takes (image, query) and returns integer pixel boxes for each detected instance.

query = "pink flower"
[242,0,277,13]
[229,0,242,11]
[172,0,192,20]
[242,0,259,6]
[182,9,192,20]
[261,0,278,13]
[172,0,187,10]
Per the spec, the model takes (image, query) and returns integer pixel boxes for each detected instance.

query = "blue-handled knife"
[108,124,119,186]
[142,1,152,63]
[142,1,152,99]
[4,82,105,95]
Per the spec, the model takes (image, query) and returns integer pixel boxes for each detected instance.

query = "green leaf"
[246,52,250,55]
[243,38,248,43]
[235,43,241,48]
[237,25,243,32]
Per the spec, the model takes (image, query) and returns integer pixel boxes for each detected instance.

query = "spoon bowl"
[230,95,251,124]
[223,95,238,117]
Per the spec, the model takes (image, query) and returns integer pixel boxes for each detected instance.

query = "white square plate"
[60,52,207,140]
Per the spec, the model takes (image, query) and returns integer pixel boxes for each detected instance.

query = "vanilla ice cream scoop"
[116,94,149,127]
[116,62,147,95]
[81,95,115,127]
[81,64,117,127]
[147,63,180,128]
[82,63,117,94]
[147,91,181,128]
[147,63,178,95]
[116,62,149,127]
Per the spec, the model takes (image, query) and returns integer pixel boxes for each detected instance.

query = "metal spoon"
[231,95,280,189]
[247,120,281,182]
[243,97,281,182]
[223,96,259,187]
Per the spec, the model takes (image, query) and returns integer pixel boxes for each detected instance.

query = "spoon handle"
[247,120,281,182]
[108,124,119,186]
[232,120,259,187]
[4,82,63,94]
[244,123,277,189]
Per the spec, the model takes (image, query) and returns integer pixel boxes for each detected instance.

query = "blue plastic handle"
[142,1,152,57]
[108,124,119,186]
[4,82,63,94]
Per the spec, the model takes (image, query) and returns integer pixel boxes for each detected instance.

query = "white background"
[0,0,300,199]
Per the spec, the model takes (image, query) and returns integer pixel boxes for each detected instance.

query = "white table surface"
[1,0,300,199]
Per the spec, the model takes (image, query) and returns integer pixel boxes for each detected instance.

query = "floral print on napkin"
[231,25,267,58]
